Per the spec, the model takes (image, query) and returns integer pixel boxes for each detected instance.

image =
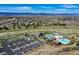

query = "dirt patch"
[24,44,79,55]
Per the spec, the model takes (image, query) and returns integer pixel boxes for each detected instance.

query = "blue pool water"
[57,38,70,45]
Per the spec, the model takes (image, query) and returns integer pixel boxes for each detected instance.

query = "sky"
[0,4,79,13]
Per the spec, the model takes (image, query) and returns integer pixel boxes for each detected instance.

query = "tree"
[3,26,9,30]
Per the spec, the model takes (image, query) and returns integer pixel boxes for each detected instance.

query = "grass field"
[0,25,79,38]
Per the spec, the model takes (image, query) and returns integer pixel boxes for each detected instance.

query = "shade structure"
[2,36,44,55]
[44,34,55,40]
[44,33,63,40]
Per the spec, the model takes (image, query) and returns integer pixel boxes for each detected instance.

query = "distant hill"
[0,12,79,16]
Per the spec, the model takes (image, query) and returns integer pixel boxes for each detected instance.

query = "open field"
[0,26,79,38]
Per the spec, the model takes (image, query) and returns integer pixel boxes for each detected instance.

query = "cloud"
[0,6,32,13]
[55,9,66,11]
[62,5,78,8]
[0,5,79,13]
[16,7,32,10]
[51,8,67,13]
[52,8,79,13]
[40,6,53,9]
[34,8,67,13]
[74,9,79,12]
[0,10,9,12]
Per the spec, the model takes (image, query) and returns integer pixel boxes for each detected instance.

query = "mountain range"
[0,12,79,16]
